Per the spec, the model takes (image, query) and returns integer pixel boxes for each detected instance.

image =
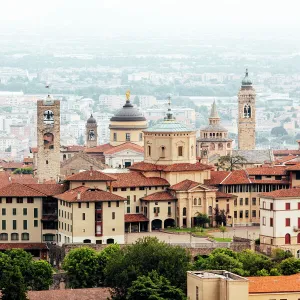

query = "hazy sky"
[1,0,300,38]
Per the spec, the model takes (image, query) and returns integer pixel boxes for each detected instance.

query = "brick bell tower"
[36,95,61,182]
[238,69,256,150]
[86,114,98,148]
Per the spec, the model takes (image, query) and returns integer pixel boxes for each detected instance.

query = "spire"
[242,68,252,87]
[165,95,175,121]
[210,100,219,118]
[124,90,133,107]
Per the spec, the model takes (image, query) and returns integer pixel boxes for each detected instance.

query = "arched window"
[43,110,54,124]
[88,129,95,140]
[183,207,186,216]
[210,143,215,150]
[178,146,183,157]
[218,143,223,150]
[198,198,201,206]
[43,133,54,149]
[21,233,29,240]
[0,233,8,240]
[148,146,151,157]
[11,233,19,240]
[243,104,251,118]
[194,198,197,205]
[297,233,300,244]
[297,250,300,259]
[208,206,212,215]
[285,233,291,245]
[161,146,165,158]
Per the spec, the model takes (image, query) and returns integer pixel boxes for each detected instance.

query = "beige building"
[36,96,61,182]
[187,270,300,300]
[109,92,147,147]
[238,69,256,150]
[197,101,233,165]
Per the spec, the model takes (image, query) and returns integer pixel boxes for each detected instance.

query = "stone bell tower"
[36,95,61,182]
[86,114,98,148]
[238,69,256,150]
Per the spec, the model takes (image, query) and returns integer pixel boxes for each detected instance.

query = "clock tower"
[86,114,98,148]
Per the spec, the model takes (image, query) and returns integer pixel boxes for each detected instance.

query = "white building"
[260,188,300,257]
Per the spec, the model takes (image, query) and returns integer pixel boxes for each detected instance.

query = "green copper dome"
[242,69,252,86]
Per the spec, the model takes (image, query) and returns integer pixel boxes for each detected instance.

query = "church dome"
[110,93,146,122]
[87,114,97,124]
[242,69,252,86]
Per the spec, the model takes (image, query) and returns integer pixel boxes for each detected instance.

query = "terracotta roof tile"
[273,150,300,156]
[62,145,85,152]
[251,179,289,184]
[286,163,300,171]
[28,288,111,300]
[248,273,300,294]
[204,171,230,185]
[260,188,300,199]
[169,179,199,191]
[275,155,297,164]
[129,161,212,172]
[0,183,47,197]
[221,170,250,185]
[25,183,68,196]
[104,142,144,155]
[141,191,176,201]
[125,214,149,222]
[85,143,114,153]
[0,243,48,250]
[55,186,126,203]
[246,166,287,176]
[23,157,33,163]
[216,191,237,198]
[66,170,116,182]
[2,162,23,169]
[111,171,169,188]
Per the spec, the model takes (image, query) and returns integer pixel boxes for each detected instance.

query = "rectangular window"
[245,210,249,218]
[6,197,12,204]
[112,212,115,219]
[252,210,256,218]
[245,198,249,205]
[113,187,118,192]
[263,201,266,209]
[136,206,139,213]
[27,197,34,203]
[127,196,130,205]
[270,218,273,227]
[196,286,199,300]
[178,146,183,156]
[86,202,89,208]
[234,199,237,206]
[13,220,17,230]
[286,218,290,227]
[234,211,237,218]
[240,198,243,206]
[139,187,145,190]
[82,213,85,220]
[262,216,266,226]
[255,175,262,180]
[130,187,136,191]
[78,203,81,208]
[168,206,171,216]
[34,208,38,218]
[298,202,300,210]
[23,208,27,216]
[113,132,117,141]
[252,198,256,205]
[2,208,6,216]
[226,203,230,213]
[286,203,291,210]
[116,201,120,207]
[34,220,38,227]
[296,171,300,180]
[127,207,130,213]
[17,197,23,203]
[108,202,111,207]
[134,195,137,202]
[2,220,6,230]
[126,133,131,141]
[121,187,127,191]
[270,203,273,210]
[239,211,243,218]
[23,220,27,230]
[13,208,17,216]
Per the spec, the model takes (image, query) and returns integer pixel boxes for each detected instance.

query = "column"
[138,222,140,233]
[129,223,132,233]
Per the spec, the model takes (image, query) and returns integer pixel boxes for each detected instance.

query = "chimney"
[77,192,81,200]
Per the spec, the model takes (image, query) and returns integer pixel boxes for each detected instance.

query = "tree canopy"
[217,155,247,171]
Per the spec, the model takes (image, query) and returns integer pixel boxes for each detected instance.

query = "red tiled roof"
[260,188,300,199]
[111,171,169,188]
[273,150,300,156]
[169,179,199,191]
[216,191,237,198]
[286,163,300,171]
[11,174,38,185]
[275,155,297,164]
[251,180,289,184]
[125,214,149,222]
[2,162,23,169]
[0,183,47,197]
[141,191,176,201]
[248,273,300,294]
[129,161,212,172]
[23,157,33,163]
[221,170,250,185]
[246,166,287,176]
[104,142,144,155]
[26,183,68,196]
[85,143,114,153]
[62,145,85,152]
[0,243,48,250]
[28,288,110,300]
[204,171,230,185]
[66,170,116,182]
[55,186,126,203]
